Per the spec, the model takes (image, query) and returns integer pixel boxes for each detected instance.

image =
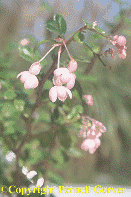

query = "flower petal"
[49,86,57,102]
[27,171,37,179]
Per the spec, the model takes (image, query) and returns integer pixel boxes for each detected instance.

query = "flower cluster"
[110,35,127,59]
[22,166,44,188]
[17,62,41,90]
[79,116,106,154]
[49,39,77,103]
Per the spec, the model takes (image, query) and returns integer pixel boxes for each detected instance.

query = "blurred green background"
[0,0,131,196]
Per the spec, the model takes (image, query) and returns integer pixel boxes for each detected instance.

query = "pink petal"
[60,73,71,84]
[65,87,72,99]
[57,86,67,99]
[27,171,37,179]
[49,86,58,102]
[54,68,69,76]
[24,75,39,89]
[36,178,44,188]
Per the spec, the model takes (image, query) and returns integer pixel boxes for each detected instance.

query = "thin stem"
[39,44,61,63]
[63,40,72,60]
[57,45,62,69]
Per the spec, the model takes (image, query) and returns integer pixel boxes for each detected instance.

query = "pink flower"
[81,137,101,154]
[54,67,69,77]
[54,67,76,89]
[54,67,71,84]
[49,86,72,103]
[29,62,41,75]
[68,59,77,73]
[84,95,93,106]
[17,71,39,90]
[20,39,29,46]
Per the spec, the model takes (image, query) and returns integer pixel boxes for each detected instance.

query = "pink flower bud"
[117,35,126,46]
[84,95,93,106]
[24,75,39,89]
[29,62,41,75]
[66,73,76,89]
[68,59,77,73]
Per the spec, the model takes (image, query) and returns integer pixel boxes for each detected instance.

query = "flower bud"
[68,59,77,73]
[29,62,41,75]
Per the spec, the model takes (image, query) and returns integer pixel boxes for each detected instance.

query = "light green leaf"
[14,100,25,111]
[73,32,85,43]
[4,90,16,100]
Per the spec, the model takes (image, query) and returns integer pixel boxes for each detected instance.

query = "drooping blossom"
[53,67,76,89]
[49,86,72,102]
[79,115,106,154]
[84,95,93,106]
[17,71,39,90]
[17,62,41,90]
[81,137,101,154]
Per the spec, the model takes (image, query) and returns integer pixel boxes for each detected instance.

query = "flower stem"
[39,44,61,63]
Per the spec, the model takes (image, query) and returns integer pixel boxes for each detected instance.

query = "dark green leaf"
[58,132,71,149]
[54,14,67,35]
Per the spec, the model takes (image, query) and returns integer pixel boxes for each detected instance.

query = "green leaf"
[44,80,53,90]
[1,103,17,117]
[54,14,67,35]
[4,90,16,100]
[46,14,67,35]
[51,108,59,122]
[40,132,54,148]
[73,32,85,43]
[61,149,70,162]
[58,132,71,149]
[14,100,25,111]
[47,171,63,185]
[46,24,60,35]
[68,148,82,158]
[74,80,83,99]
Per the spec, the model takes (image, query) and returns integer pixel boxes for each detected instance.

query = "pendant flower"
[49,86,72,102]
[17,62,41,90]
